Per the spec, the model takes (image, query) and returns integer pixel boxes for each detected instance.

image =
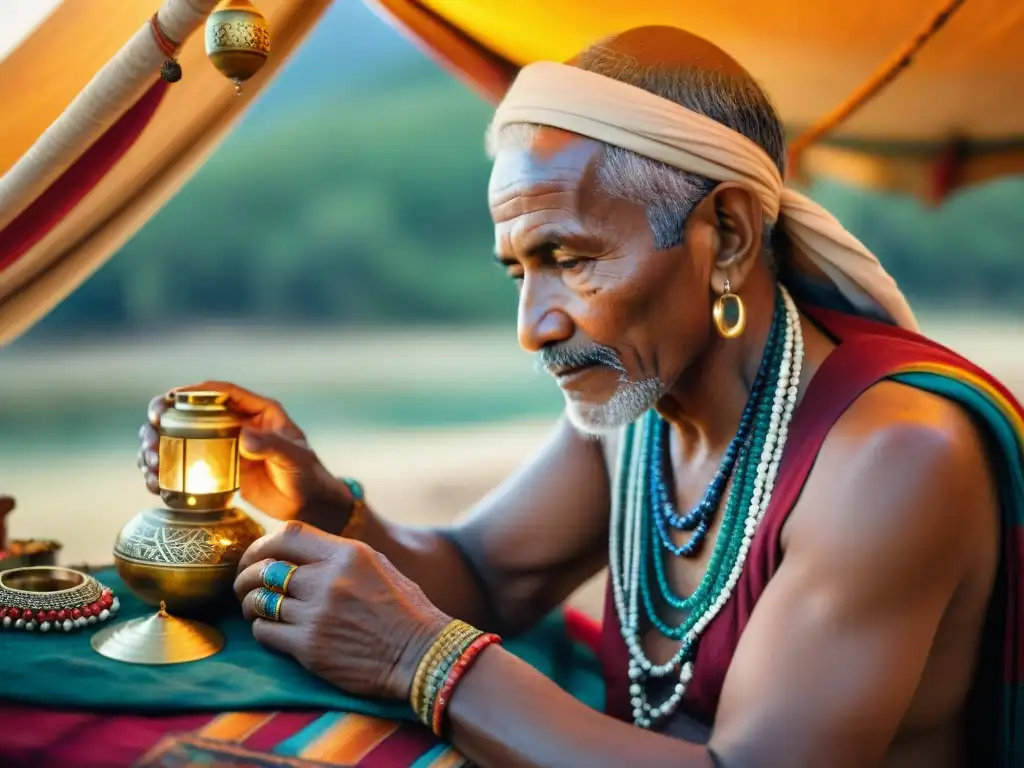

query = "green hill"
[28,66,1024,340]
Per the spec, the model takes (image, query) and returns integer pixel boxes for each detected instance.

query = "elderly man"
[139,26,1020,768]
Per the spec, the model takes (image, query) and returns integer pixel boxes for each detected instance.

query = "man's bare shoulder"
[830,378,990,479]
[713,383,1001,768]
[789,378,999,572]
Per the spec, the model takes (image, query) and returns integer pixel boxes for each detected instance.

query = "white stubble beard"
[562,376,664,436]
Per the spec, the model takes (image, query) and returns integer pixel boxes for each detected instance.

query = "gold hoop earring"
[712,278,746,339]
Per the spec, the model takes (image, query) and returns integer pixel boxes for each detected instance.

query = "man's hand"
[235,521,451,701]
[137,381,353,530]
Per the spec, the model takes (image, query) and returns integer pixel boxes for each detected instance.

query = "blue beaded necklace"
[648,293,785,558]
[638,318,785,632]
[609,286,804,727]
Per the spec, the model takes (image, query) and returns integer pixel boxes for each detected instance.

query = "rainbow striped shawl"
[812,308,1023,765]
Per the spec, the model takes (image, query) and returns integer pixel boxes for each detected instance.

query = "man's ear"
[701,183,764,294]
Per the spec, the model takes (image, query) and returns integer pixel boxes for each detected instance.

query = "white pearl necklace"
[609,287,805,728]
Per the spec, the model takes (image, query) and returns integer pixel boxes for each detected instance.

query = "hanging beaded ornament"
[150,13,182,84]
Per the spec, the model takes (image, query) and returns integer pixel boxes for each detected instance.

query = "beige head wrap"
[491,62,918,331]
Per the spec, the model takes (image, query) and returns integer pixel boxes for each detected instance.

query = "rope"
[787,0,969,173]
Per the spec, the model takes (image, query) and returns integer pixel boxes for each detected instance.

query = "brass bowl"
[0,539,62,573]
[113,507,263,617]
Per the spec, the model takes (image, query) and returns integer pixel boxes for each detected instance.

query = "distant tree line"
[30,69,1024,339]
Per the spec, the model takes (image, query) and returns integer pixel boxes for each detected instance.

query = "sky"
[0,0,62,60]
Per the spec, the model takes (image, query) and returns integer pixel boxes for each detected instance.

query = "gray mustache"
[537,344,625,375]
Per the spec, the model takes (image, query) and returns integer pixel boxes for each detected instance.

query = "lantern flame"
[185,459,219,494]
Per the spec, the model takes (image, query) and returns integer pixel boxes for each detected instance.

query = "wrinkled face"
[489,129,717,434]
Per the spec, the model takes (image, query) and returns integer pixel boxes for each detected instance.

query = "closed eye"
[493,244,589,280]
[493,254,523,281]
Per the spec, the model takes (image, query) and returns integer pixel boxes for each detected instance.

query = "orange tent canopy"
[369,0,1024,200]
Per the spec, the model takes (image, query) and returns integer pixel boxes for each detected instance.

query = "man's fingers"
[235,559,272,599]
[137,443,159,483]
[148,382,276,427]
[235,560,327,602]
[188,381,280,419]
[251,618,302,655]
[146,391,175,427]
[239,428,309,463]
[138,422,158,445]
[240,587,304,623]
[237,521,353,573]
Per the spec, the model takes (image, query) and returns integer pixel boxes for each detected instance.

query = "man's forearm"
[447,646,715,768]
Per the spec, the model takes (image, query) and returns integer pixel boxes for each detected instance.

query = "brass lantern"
[101,391,264,665]
[157,391,242,512]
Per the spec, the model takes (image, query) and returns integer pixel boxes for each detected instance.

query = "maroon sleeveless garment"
[599,306,970,725]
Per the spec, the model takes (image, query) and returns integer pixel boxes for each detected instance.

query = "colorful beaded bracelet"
[411,620,481,725]
[408,618,502,736]
[0,566,119,633]
[430,632,501,737]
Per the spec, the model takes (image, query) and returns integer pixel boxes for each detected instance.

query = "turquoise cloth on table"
[0,568,605,715]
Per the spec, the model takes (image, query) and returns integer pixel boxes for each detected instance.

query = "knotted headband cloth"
[490,62,919,331]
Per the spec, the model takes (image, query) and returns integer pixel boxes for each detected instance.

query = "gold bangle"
[338,477,367,540]
[410,620,480,723]
[340,499,366,540]
[420,630,481,726]
[411,620,473,714]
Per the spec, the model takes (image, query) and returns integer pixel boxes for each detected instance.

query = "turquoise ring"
[252,587,283,621]
[260,560,298,595]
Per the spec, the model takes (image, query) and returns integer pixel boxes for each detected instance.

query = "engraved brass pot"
[113,507,263,616]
